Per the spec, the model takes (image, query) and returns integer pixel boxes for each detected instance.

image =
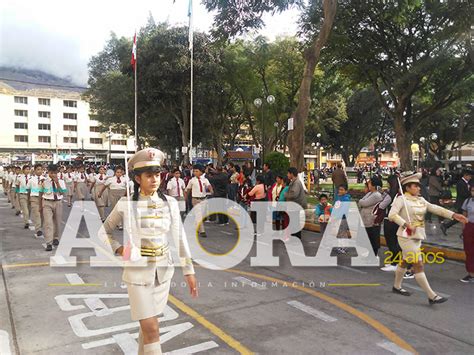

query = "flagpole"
[134,46,138,152]
[188,0,193,165]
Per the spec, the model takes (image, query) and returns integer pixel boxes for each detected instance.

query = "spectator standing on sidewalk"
[285,167,307,240]
[460,185,474,283]
[427,167,444,222]
[358,177,383,257]
[441,170,472,235]
[332,164,348,198]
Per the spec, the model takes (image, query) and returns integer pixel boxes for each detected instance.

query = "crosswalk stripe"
[287,300,337,322]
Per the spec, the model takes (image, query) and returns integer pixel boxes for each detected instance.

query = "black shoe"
[460,275,474,283]
[429,295,448,304]
[440,223,447,236]
[392,287,412,296]
[52,239,59,246]
[403,271,415,279]
[45,244,53,251]
[199,232,207,238]
[15,211,20,216]
[36,231,43,238]
[24,224,29,229]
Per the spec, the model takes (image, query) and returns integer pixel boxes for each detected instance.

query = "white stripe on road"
[377,340,414,355]
[112,332,137,354]
[0,330,12,355]
[287,300,337,322]
[338,265,367,274]
[164,341,219,354]
[402,284,450,298]
[65,273,85,285]
[233,276,267,290]
[221,231,233,236]
[84,297,113,317]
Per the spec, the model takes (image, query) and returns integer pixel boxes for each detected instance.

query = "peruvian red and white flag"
[131,32,137,70]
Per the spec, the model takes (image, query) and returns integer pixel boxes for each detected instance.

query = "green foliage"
[264,151,290,176]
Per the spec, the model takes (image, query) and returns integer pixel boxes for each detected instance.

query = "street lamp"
[253,95,275,168]
[273,121,279,148]
[106,129,113,164]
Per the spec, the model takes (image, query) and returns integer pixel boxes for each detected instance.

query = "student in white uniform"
[17,165,31,229]
[64,165,75,207]
[73,165,88,202]
[89,166,109,221]
[27,163,45,238]
[12,166,22,215]
[98,166,127,228]
[98,148,197,355]
[41,164,67,251]
[185,165,213,238]
[166,169,186,214]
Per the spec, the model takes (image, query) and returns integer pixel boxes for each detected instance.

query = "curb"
[304,222,466,262]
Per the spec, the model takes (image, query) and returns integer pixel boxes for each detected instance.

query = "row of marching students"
[0,163,129,251]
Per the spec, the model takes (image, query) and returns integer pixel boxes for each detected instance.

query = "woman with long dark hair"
[100,148,198,354]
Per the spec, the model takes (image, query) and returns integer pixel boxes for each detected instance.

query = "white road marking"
[112,332,137,354]
[0,330,12,355]
[84,298,113,317]
[287,300,337,322]
[376,340,413,355]
[338,265,367,274]
[233,276,267,290]
[164,341,219,354]
[65,273,85,285]
[403,284,450,298]
[221,231,233,236]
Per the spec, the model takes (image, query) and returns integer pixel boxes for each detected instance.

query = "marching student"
[12,166,22,215]
[73,165,88,203]
[40,164,67,251]
[166,168,186,216]
[98,148,197,355]
[27,163,45,238]
[389,172,468,304]
[98,166,127,227]
[64,165,75,207]
[89,166,109,222]
[185,164,213,238]
[17,165,31,229]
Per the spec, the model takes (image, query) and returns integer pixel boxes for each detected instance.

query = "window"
[38,111,51,118]
[14,96,28,104]
[63,125,77,131]
[63,100,77,107]
[64,137,78,143]
[14,122,28,129]
[38,136,51,143]
[38,123,51,130]
[14,135,28,142]
[112,128,128,135]
[111,139,127,145]
[38,98,50,106]
[90,126,101,132]
[63,113,77,120]
[14,109,28,117]
[90,138,103,144]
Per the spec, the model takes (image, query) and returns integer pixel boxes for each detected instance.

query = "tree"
[324,0,473,169]
[203,0,338,170]
[325,88,384,166]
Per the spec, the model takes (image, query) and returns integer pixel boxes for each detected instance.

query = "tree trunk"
[288,0,337,171]
[393,112,413,170]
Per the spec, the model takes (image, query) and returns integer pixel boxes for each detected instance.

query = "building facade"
[0,81,135,165]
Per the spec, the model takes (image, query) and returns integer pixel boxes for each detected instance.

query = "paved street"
[0,192,473,355]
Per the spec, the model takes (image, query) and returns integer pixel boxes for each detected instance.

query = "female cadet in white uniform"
[389,172,467,304]
[89,166,109,222]
[73,165,89,201]
[64,166,75,207]
[99,148,198,355]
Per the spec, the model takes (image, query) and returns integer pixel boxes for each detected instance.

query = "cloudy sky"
[0,0,300,85]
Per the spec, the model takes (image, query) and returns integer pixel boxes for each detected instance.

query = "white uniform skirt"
[398,236,423,262]
[93,184,107,207]
[126,278,171,321]
[108,189,125,209]
[75,182,88,200]
[65,182,74,197]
